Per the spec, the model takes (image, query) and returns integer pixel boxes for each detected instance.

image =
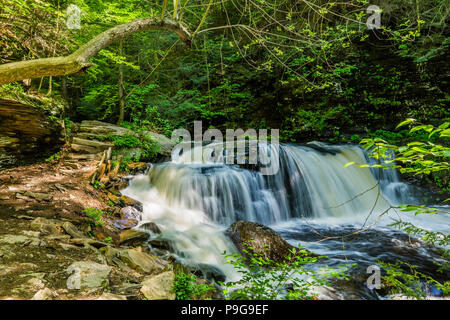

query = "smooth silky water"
[121,142,450,299]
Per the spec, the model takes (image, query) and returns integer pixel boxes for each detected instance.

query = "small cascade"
[364,149,416,205]
[121,142,415,277]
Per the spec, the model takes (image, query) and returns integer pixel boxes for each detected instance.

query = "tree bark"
[0,18,191,85]
[117,40,125,125]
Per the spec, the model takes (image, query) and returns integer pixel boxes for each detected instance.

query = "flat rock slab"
[118,247,167,274]
[66,261,112,290]
[140,271,175,300]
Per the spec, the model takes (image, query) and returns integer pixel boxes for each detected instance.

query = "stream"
[121,142,450,299]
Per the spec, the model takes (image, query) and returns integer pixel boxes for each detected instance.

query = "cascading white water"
[365,150,416,206]
[121,142,413,278]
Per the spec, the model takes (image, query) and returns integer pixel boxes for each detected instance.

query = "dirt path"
[0,158,176,300]
[0,159,107,221]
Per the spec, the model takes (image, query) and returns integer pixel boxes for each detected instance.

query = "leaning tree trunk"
[0,18,191,85]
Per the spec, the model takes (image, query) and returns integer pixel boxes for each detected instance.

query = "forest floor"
[0,160,105,222]
[0,159,186,300]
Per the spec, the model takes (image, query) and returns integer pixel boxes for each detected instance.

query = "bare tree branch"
[0,17,191,85]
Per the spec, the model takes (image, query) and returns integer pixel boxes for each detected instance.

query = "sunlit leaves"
[361,121,449,175]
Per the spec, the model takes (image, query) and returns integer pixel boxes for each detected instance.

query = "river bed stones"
[226,221,316,265]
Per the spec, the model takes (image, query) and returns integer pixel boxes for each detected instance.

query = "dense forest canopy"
[0,0,448,140]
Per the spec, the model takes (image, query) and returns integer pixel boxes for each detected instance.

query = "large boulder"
[226,221,315,265]
[117,247,167,274]
[66,261,112,290]
[140,271,175,300]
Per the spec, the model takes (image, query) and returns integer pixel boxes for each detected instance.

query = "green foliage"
[389,220,449,248]
[83,208,104,227]
[350,134,361,143]
[173,272,215,300]
[64,118,73,138]
[378,260,450,300]
[109,134,141,148]
[360,121,449,176]
[103,133,160,162]
[350,119,449,300]
[220,242,350,300]
[45,152,60,162]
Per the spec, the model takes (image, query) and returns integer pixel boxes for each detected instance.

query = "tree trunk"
[62,76,68,100]
[117,40,125,125]
[0,18,191,85]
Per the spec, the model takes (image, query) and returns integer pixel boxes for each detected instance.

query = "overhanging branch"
[0,18,192,85]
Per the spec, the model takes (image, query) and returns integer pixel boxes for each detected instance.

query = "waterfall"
[365,150,416,206]
[121,142,412,278]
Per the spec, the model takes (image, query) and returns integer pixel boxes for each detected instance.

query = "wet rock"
[113,219,139,230]
[139,222,161,234]
[119,229,149,244]
[120,206,141,221]
[118,247,167,274]
[127,162,148,174]
[195,264,227,283]
[226,221,316,265]
[140,271,175,300]
[148,239,171,251]
[308,285,341,300]
[116,182,129,192]
[66,261,112,290]
[119,195,142,211]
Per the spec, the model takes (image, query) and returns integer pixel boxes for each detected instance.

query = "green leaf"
[396,119,415,129]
